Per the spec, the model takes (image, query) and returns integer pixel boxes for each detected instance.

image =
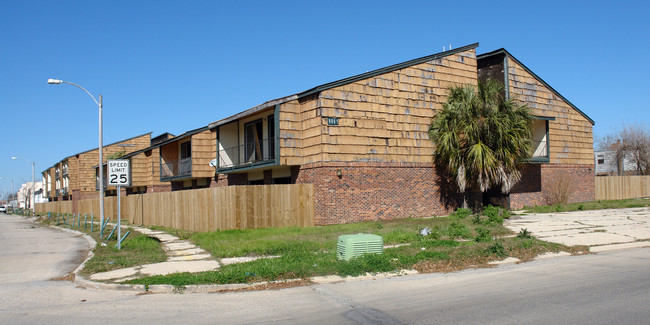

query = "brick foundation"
[294,162,465,225]
[510,163,595,209]
[292,162,594,225]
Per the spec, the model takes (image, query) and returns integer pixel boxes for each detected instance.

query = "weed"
[516,228,534,239]
[337,253,395,277]
[474,227,492,242]
[452,208,472,219]
[485,241,508,257]
[482,205,508,225]
[446,222,471,239]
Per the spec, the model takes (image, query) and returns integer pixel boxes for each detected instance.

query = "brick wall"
[294,162,466,225]
[510,163,595,209]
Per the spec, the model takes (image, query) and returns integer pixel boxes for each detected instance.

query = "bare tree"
[598,123,650,175]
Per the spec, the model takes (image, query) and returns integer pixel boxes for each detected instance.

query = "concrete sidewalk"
[506,206,650,252]
[66,206,650,293]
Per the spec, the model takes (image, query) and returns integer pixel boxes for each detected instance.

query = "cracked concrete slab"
[163,242,196,250]
[168,254,213,261]
[90,267,140,281]
[167,248,206,256]
[506,207,650,248]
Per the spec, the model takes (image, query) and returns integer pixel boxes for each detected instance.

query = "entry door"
[245,119,263,162]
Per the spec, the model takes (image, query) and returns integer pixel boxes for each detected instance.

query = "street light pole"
[11,157,35,215]
[48,79,104,229]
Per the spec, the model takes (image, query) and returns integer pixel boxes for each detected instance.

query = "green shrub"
[452,208,472,219]
[485,241,508,257]
[446,222,471,239]
[474,227,492,242]
[483,205,507,225]
[516,228,534,239]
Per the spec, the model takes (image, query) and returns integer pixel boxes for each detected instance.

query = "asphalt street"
[1,213,649,324]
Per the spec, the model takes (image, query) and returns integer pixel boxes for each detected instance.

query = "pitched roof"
[210,43,480,128]
[42,132,153,172]
[477,48,594,125]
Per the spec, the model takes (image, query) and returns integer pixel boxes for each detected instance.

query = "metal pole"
[117,185,121,249]
[99,94,105,237]
[31,161,35,215]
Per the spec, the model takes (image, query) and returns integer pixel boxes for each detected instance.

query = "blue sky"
[1,1,648,196]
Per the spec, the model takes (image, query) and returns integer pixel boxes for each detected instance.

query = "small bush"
[485,241,508,257]
[446,222,471,239]
[544,172,575,205]
[452,208,472,219]
[516,228,534,239]
[483,205,506,225]
[474,227,492,242]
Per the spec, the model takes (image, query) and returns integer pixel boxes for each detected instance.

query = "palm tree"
[428,79,532,199]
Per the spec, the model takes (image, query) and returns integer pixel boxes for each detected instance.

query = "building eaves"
[297,42,479,99]
[478,48,595,125]
[149,125,210,149]
[209,95,297,129]
[42,132,153,173]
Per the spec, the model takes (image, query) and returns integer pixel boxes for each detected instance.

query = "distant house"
[17,181,43,209]
[594,150,638,176]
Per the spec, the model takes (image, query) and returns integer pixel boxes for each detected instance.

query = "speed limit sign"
[107,159,131,186]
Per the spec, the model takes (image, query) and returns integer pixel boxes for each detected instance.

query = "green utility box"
[336,233,383,261]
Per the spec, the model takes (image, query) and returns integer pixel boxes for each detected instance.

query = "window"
[597,155,605,164]
[530,117,551,163]
[268,114,275,160]
[180,141,191,159]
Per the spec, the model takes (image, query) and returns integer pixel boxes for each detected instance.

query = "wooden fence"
[595,176,650,200]
[36,184,314,232]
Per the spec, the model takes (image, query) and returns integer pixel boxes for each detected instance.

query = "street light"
[47,79,104,231]
[11,157,35,215]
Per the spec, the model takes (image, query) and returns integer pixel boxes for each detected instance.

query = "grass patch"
[36,215,167,277]
[124,207,581,286]
[523,198,649,213]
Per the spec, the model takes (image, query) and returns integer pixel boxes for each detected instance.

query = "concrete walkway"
[89,224,277,283]
[90,226,220,282]
[506,206,650,252]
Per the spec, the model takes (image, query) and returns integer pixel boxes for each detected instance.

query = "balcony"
[529,139,549,163]
[217,138,275,172]
[161,157,192,180]
[55,188,69,197]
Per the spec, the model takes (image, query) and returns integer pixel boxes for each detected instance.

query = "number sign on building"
[107,159,131,186]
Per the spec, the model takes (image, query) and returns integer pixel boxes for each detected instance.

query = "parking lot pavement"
[506,207,650,251]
